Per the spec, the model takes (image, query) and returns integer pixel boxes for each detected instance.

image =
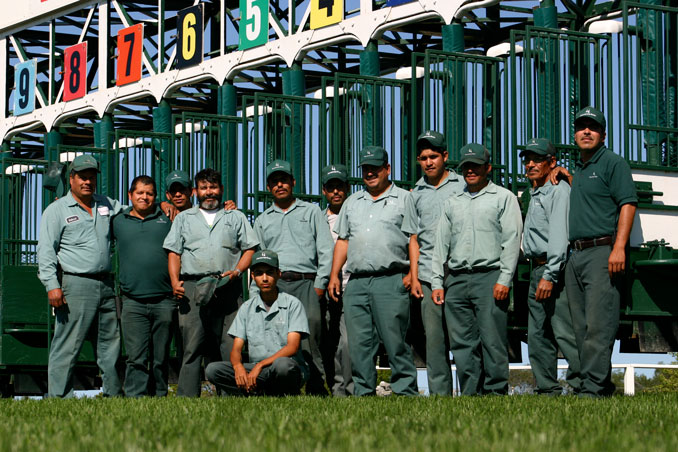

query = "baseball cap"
[458,143,490,167]
[519,138,556,157]
[69,154,99,173]
[416,131,445,154]
[165,170,191,189]
[251,250,279,269]
[574,106,606,130]
[321,164,348,185]
[359,146,388,167]
[266,160,293,179]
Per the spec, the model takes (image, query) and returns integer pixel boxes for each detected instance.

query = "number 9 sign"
[177,4,204,69]
[13,60,37,116]
[239,0,269,50]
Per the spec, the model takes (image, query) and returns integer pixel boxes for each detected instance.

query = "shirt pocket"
[62,218,91,247]
[220,227,238,250]
[288,216,315,249]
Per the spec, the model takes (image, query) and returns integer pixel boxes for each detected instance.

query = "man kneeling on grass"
[206,250,310,395]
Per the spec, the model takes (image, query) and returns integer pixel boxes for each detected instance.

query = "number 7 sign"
[117,24,143,86]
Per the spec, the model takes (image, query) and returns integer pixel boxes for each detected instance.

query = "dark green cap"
[574,106,606,130]
[165,170,191,189]
[520,138,556,157]
[359,146,388,166]
[458,143,490,167]
[69,154,99,173]
[266,160,293,179]
[321,164,348,185]
[251,249,279,269]
[416,131,445,154]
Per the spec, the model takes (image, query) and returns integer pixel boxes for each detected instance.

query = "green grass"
[2,394,677,451]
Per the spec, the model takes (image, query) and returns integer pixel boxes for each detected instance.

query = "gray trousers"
[205,357,304,396]
[420,281,453,395]
[325,296,353,396]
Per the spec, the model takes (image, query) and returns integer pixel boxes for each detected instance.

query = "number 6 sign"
[239,0,268,50]
[177,4,204,69]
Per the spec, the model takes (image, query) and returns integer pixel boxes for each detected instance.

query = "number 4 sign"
[311,0,343,30]
[117,24,143,86]
[239,0,268,50]
[64,42,87,101]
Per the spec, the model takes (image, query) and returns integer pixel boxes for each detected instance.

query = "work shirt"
[228,291,310,376]
[326,208,350,289]
[523,181,570,284]
[569,146,637,241]
[253,199,333,290]
[431,181,523,290]
[163,207,259,276]
[37,191,122,292]
[112,205,172,298]
[334,183,410,274]
[401,171,464,283]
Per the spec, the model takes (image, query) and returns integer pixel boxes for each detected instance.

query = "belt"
[62,271,113,281]
[181,273,220,281]
[352,268,406,278]
[449,266,496,276]
[570,236,613,251]
[529,255,548,266]
[280,271,316,282]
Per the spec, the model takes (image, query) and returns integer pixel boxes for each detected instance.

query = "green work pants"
[121,295,176,397]
[278,279,327,395]
[527,264,581,394]
[205,357,304,396]
[325,296,353,396]
[420,281,453,395]
[343,272,418,396]
[445,269,508,396]
[177,279,242,397]
[565,245,620,397]
[48,274,122,398]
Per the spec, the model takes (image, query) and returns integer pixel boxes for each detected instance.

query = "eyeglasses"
[522,155,550,165]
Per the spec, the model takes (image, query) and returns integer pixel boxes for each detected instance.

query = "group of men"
[37,105,636,398]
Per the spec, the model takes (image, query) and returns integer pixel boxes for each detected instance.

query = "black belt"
[180,273,220,281]
[62,271,113,281]
[280,271,316,282]
[570,236,613,251]
[449,266,496,276]
[352,268,405,278]
[528,255,548,266]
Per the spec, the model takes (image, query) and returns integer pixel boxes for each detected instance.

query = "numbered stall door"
[239,0,269,50]
[176,4,204,70]
[13,60,37,116]
[63,42,88,102]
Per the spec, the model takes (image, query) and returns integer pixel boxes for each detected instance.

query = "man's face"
[417,149,448,180]
[165,183,193,211]
[322,179,349,210]
[69,169,97,198]
[460,162,491,190]
[574,118,606,152]
[129,182,156,214]
[361,163,390,192]
[252,265,280,295]
[194,180,223,210]
[523,152,556,184]
[267,172,295,204]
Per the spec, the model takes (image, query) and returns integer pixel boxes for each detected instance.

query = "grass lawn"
[1,393,677,451]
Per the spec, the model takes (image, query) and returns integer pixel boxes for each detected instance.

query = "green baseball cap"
[251,249,279,269]
[69,154,99,173]
[321,164,348,185]
[266,160,293,179]
[165,170,191,189]
[416,131,446,154]
[359,146,388,166]
[458,143,490,167]
[574,106,606,130]
[520,138,556,157]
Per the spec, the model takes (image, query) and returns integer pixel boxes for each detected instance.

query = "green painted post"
[93,115,115,198]
[442,22,465,160]
[43,131,61,164]
[282,64,305,192]
[360,41,381,149]
[0,146,11,268]
[218,83,238,202]
[668,7,677,166]
[152,100,172,194]
[534,0,560,142]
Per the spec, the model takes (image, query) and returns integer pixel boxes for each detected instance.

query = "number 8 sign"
[239,0,268,50]
[13,60,37,116]
[64,42,87,101]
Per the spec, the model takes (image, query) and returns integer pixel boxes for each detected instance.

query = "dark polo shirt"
[112,205,172,299]
[569,146,637,241]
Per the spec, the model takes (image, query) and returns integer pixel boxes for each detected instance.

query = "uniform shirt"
[569,146,637,241]
[163,207,259,276]
[523,181,570,284]
[37,191,122,292]
[334,183,410,274]
[431,181,523,290]
[228,291,310,377]
[111,205,172,298]
[326,208,350,289]
[253,199,334,290]
[401,171,464,283]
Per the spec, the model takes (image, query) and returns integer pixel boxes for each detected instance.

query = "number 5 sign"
[64,42,87,101]
[117,24,143,86]
[239,0,268,50]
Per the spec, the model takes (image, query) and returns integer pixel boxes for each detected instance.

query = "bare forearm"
[408,235,420,279]
[614,203,636,250]
[168,252,181,285]
[330,239,348,278]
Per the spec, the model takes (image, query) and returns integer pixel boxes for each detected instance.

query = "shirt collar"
[65,190,103,208]
[122,204,164,220]
[416,170,461,189]
[254,292,289,313]
[530,180,553,196]
[461,180,496,197]
[357,182,398,202]
[576,145,607,168]
[270,198,301,214]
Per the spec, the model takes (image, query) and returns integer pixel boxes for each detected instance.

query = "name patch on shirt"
[97,206,110,216]
[66,215,79,224]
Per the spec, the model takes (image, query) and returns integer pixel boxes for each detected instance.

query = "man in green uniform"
[431,144,522,395]
[563,107,637,397]
[205,250,310,395]
[328,146,418,396]
[163,168,258,397]
[165,170,193,212]
[321,163,353,396]
[111,175,175,397]
[37,155,124,398]
[253,160,334,395]
[521,138,580,395]
[402,131,464,396]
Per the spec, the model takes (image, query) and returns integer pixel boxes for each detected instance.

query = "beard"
[198,196,221,210]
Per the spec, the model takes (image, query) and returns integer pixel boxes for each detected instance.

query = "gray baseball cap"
[458,143,490,167]
[359,146,388,166]
[69,155,99,173]
[520,138,556,157]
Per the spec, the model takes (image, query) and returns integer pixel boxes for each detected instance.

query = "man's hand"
[247,363,263,390]
[47,288,66,308]
[402,273,412,291]
[535,278,554,302]
[609,246,626,278]
[410,277,424,299]
[172,280,185,298]
[432,289,444,305]
[493,283,510,301]
[160,201,179,220]
[328,275,342,302]
[224,200,237,211]
[314,288,325,298]
[220,270,240,280]
[234,364,248,390]
[548,166,572,186]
